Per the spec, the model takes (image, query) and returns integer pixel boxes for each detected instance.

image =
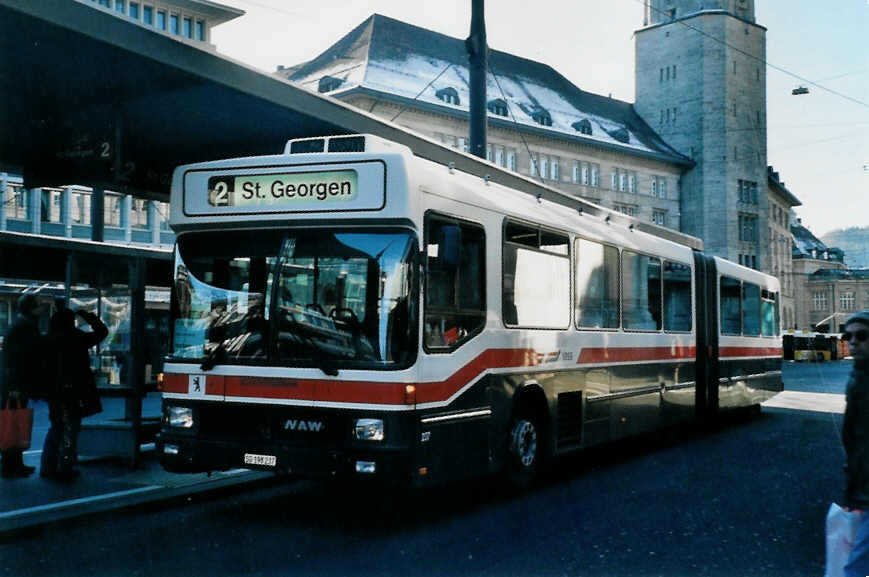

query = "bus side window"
[720,276,742,335]
[743,282,761,336]
[424,214,486,351]
[575,238,619,329]
[761,289,777,336]
[663,260,692,332]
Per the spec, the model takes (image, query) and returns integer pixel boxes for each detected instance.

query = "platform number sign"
[208,178,233,207]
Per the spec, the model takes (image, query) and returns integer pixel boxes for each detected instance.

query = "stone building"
[83,0,242,46]
[767,167,800,330]
[791,220,852,332]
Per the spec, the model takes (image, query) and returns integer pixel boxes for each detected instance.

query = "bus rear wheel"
[506,413,540,489]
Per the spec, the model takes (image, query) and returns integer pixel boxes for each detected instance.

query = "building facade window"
[591,164,600,187]
[143,5,153,24]
[739,214,758,242]
[506,149,516,172]
[841,292,856,311]
[129,2,139,19]
[494,146,504,168]
[739,179,758,204]
[156,10,166,29]
[651,210,666,226]
[812,291,827,311]
[613,204,636,216]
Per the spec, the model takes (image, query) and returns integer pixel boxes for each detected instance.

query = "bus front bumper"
[156,435,413,483]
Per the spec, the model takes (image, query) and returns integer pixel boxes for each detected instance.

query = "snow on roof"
[281,14,687,162]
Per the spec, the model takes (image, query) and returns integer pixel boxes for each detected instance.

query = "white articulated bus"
[157,134,782,487]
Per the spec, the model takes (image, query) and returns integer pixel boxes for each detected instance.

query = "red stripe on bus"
[719,346,782,357]
[163,345,779,405]
[577,346,696,364]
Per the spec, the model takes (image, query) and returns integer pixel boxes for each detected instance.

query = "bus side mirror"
[438,225,462,270]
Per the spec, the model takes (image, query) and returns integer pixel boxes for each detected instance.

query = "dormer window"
[607,127,630,143]
[572,119,593,135]
[318,76,343,93]
[436,87,460,106]
[487,98,509,117]
[531,108,552,127]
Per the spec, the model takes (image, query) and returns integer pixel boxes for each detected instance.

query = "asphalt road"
[0,361,851,577]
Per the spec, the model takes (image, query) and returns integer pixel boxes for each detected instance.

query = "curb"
[0,469,273,536]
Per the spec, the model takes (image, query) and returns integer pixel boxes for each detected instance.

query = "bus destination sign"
[206,170,358,208]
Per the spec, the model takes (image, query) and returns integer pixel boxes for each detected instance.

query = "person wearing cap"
[0,294,45,478]
[841,309,869,576]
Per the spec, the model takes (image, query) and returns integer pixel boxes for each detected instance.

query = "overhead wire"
[635,0,869,111]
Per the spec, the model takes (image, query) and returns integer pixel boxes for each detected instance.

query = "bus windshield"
[171,228,418,369]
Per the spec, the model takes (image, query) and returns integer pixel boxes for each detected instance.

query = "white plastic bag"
[826,503,862,577]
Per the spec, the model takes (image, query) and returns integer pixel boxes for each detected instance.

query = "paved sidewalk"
[0,445,272,536]
[0,396,274,537]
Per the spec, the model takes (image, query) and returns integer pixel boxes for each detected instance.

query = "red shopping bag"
[0,399,33,451]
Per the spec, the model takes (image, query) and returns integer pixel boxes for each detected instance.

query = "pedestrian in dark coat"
[1,294,45,478]
[841,309,869,577]
[40,307,108,480]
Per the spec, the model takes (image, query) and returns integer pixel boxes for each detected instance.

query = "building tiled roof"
[279,14,691,164]
[792,221,845,262]
[809,268,869,280]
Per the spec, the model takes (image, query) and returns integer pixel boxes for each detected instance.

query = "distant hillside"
[821,227,869,269]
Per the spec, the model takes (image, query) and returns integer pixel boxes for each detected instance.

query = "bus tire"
[506,410,540,489]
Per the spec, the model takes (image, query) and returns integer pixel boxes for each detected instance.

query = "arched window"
[487,99,509,117]
[572,119,593,135]
[436,87,460,106]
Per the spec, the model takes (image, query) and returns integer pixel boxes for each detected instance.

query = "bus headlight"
[354,418,384,441]
[167,406,194,429]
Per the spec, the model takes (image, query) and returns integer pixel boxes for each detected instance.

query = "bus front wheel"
[506,412,540,489]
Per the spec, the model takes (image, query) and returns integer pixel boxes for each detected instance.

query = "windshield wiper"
[200,342,227,371]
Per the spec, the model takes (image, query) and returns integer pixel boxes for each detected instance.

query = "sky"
[211,0,869,237]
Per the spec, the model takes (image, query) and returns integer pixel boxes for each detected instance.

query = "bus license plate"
[243,453,277,467]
